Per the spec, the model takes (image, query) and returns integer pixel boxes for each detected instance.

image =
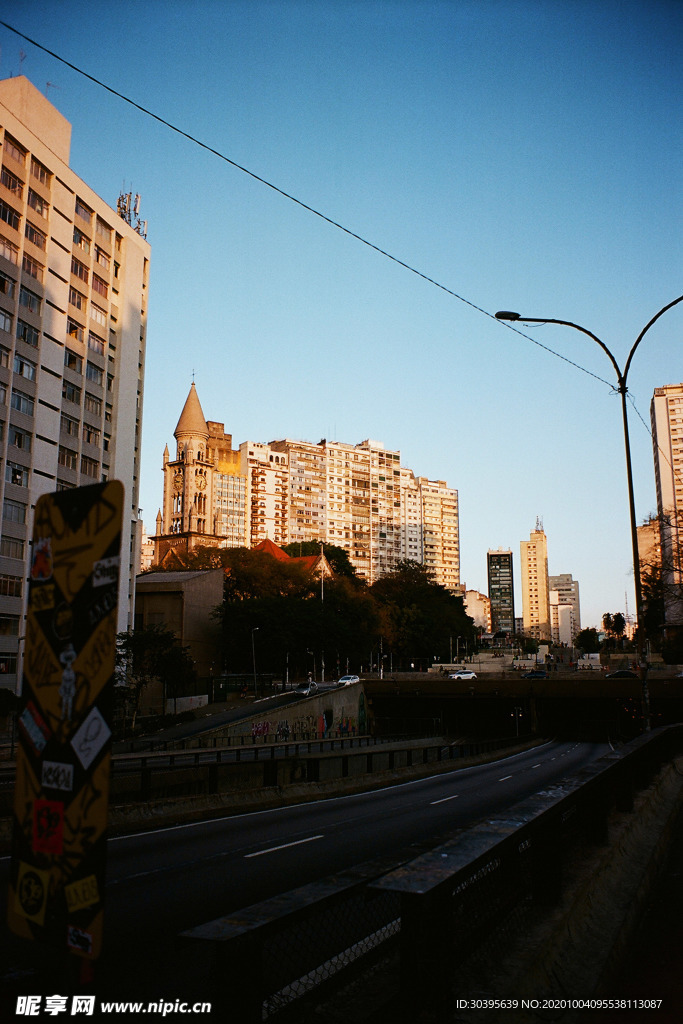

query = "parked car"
[337,674,360,686]
[605,669,638,679]
[448,670,477,681]
[295,680,318,696]
[522,670,548,679]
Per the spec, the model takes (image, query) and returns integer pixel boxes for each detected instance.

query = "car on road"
[448,670,477,681]
[522,670,548,679]
[605,669,638,679]
[295,680,318,696]
[336,674,360,686]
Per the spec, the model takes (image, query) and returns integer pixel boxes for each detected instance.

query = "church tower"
[161,382,211,536]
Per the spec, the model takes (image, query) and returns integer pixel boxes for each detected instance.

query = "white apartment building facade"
[548,573,581,637]
[155,386,460,588]
[0,77,150,685]
[651,383,683,627]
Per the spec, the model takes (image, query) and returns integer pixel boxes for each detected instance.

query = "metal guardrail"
[181,726,683,1023]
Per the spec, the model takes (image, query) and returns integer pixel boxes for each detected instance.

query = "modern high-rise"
[154,385,460,588]
[548,573,581,636]
[0,77,150,686]
[651,383,683,626]
[520,521,550,640]
[487,549,515,634]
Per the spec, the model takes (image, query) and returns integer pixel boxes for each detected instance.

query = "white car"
[337,675,360,686]
[448,670,477,681]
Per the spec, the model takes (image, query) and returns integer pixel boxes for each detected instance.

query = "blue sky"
[1,0,680,628]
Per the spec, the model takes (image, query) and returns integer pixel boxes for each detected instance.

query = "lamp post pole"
[251,627,259,699]
[496,295,683,731]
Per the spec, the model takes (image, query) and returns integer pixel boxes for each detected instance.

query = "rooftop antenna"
[45,82,58,98]
[535,515,544,532]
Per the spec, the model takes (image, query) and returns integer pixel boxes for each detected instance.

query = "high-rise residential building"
[549,590,576,645]
[0,77,150,685]
[548,573,581,636]
[487,549,515,634]
[651,384,683,627]
[154,385,460,588]
[520,521,550,640]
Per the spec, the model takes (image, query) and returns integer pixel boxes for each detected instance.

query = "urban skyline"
[0,3,680,630]
[0,76,149,689]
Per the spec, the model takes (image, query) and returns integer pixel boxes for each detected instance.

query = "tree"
[575,628,600,654]
[370,560,474,669]
[117,625,197,726]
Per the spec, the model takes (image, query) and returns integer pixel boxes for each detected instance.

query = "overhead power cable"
[0,19,626,390]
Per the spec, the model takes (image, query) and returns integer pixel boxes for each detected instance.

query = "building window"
[82,423,100,445]
[26,188,49,217]
[94,246,110,270]
[0,346,8,367]
[95,217,111,242]
[58,446,78,470]
[60,412,79,436]
[71,257,88,283]
[69,286,86,310]
[0,269,16,297]
[19,285,41,315]
[11,389,34,415]
[30,156,50,184]
[0,573,22,597]
[62,381,81,405]
[75,197,92,222]
[0,234,19,264]
[4,135,26,164]
[2,498,26,524]
[5,461,29,487]
[66,318,84,343]
[90,303,106,327]
[84,392,101,416]
[73,227,90,254]
[0,614,20,636]
[0,536,24,559]
[0,310,11,334]
[1,166,23,196]
[81,454,98,478]
[13,354,36,381]
[88,331,105,355]
[92,274,108,298]
[22,253,43,282]
[86,362,103,386]
[25,221,46,250]
[16,320,39,347]
[64,348,83,374]
[0,199,20,231]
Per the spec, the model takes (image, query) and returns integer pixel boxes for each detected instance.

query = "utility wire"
[0,19,633,392]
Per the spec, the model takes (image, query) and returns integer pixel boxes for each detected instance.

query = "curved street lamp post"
[496,295,683,731]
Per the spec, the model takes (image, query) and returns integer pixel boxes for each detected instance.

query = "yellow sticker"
[65,874,100,913]
[15,862,50,926]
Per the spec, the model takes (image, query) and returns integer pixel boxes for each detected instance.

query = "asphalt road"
[1,738,608,1014]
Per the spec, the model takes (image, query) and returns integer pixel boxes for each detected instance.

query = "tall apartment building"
[520,521,550,640]
[651,384,683,627]
[487,548,515,634]
[154,385,460,588]
[0,77,149,685]
[548,573,581,636]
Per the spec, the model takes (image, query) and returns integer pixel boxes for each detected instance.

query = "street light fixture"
[496,295,683,730]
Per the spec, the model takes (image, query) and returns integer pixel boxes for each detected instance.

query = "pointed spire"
[174,382,209,442]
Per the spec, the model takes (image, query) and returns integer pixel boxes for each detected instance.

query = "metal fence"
[182,725,683,1022]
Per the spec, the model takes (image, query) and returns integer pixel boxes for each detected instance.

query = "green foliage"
[116,624,197,722]
[370,560,474,667]
[575,627,601,654]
